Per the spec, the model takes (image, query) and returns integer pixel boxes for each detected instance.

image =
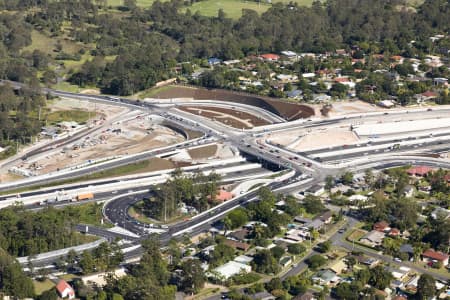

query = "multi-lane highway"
[3,81,450,285]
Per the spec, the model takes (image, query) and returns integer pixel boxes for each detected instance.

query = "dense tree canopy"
[0,0,448,95]
[0,248,34,298]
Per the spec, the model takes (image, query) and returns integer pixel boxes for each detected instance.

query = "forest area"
[0,0,447,95]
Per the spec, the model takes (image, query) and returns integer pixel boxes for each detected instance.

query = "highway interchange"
[1,80,450,284]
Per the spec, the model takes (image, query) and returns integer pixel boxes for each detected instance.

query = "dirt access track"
[178,105,270,129]
[152,85,315,121]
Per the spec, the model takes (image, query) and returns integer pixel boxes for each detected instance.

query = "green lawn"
[45,109,92,124]
[67,202,111,227]
[33,279,55,295]
[137,85,177,99]
[51,81,82,93]
[185,0,314,18]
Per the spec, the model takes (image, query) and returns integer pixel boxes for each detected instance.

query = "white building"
[213,261,252,279]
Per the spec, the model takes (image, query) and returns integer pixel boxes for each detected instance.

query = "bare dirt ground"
[0,173,23,183]
[188,145,218,160]
[11,98,185,175]
[149,85,315,120]
[311,100,386,117]
[27,119,184,174]
[179,105,270,129]
[268,127,359,151]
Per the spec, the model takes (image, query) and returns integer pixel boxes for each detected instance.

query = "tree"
[305,255,327,270]
[364,169,374,187]
[345,256,357,271]
[287,243,306,255]
[340,171,354,185]
[416,274,436,300]
[265,277,283,292]
[369,266,393,290]
[270,246,285,260]
[225,208,248,230]
[0,248,34,298]
[333,282,360,300]
[180,259,205,294]
[325,175,334,191]
[316,241,332,253]
[330,83,349,98]
[302,195,325,214]
[79,250,95,274]
[210,243,235,267]
[37,289,58,300]
[252,250,280,274]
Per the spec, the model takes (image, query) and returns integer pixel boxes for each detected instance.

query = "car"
[393,257,402,263]
[338,228,345,233]
[427,108,433,111]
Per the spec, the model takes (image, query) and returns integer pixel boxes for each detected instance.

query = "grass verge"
[33,279,55,295]
[45,110,92,124]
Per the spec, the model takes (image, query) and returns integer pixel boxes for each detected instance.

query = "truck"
[76,192,94,201]
[56,193,72,202]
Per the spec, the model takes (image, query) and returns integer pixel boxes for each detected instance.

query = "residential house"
[414,91,439,103]
[281,50,299,60]
[348,194,368,203]
[259,54,280,61]
[209,189,234,203]
[223,59,240,66]
[335,49,349,56]
[360,230,385,247]
[433,77,448,86]
[292,292,316,300]
[304,184,325,196]
[430,207,450,220]
[356,256,380,268]
[224,239,251,251]
[373,221,390,232]
[56,280,75,299]
[234,255,253,265]
[378,100,395,108]
[312,269,341,286]
[212,261,252,279]
[399,244,414,259]
[329,259,347,275]
[276,74,298,83]
[308,218,325,230]
[279,256,292,267]
[388,266,411,281]
[228,229,250,242]
[250,291,276,300]
[402,185,415,198]
[407,165,433,177]
[208,57,222,66]
[388,228,401,237]
[316,210,333,224]
[286,89,303,99]
[422,249,449,266]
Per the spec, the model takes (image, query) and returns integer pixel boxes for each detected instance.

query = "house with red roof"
[259,54,280,61]
[56,280,75,299]
[414,91,439,103]
[373,221,390,232]
[388,228,401,237]
[407,166,433,177]
[422,249,449,266]
[209,189,234,203]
